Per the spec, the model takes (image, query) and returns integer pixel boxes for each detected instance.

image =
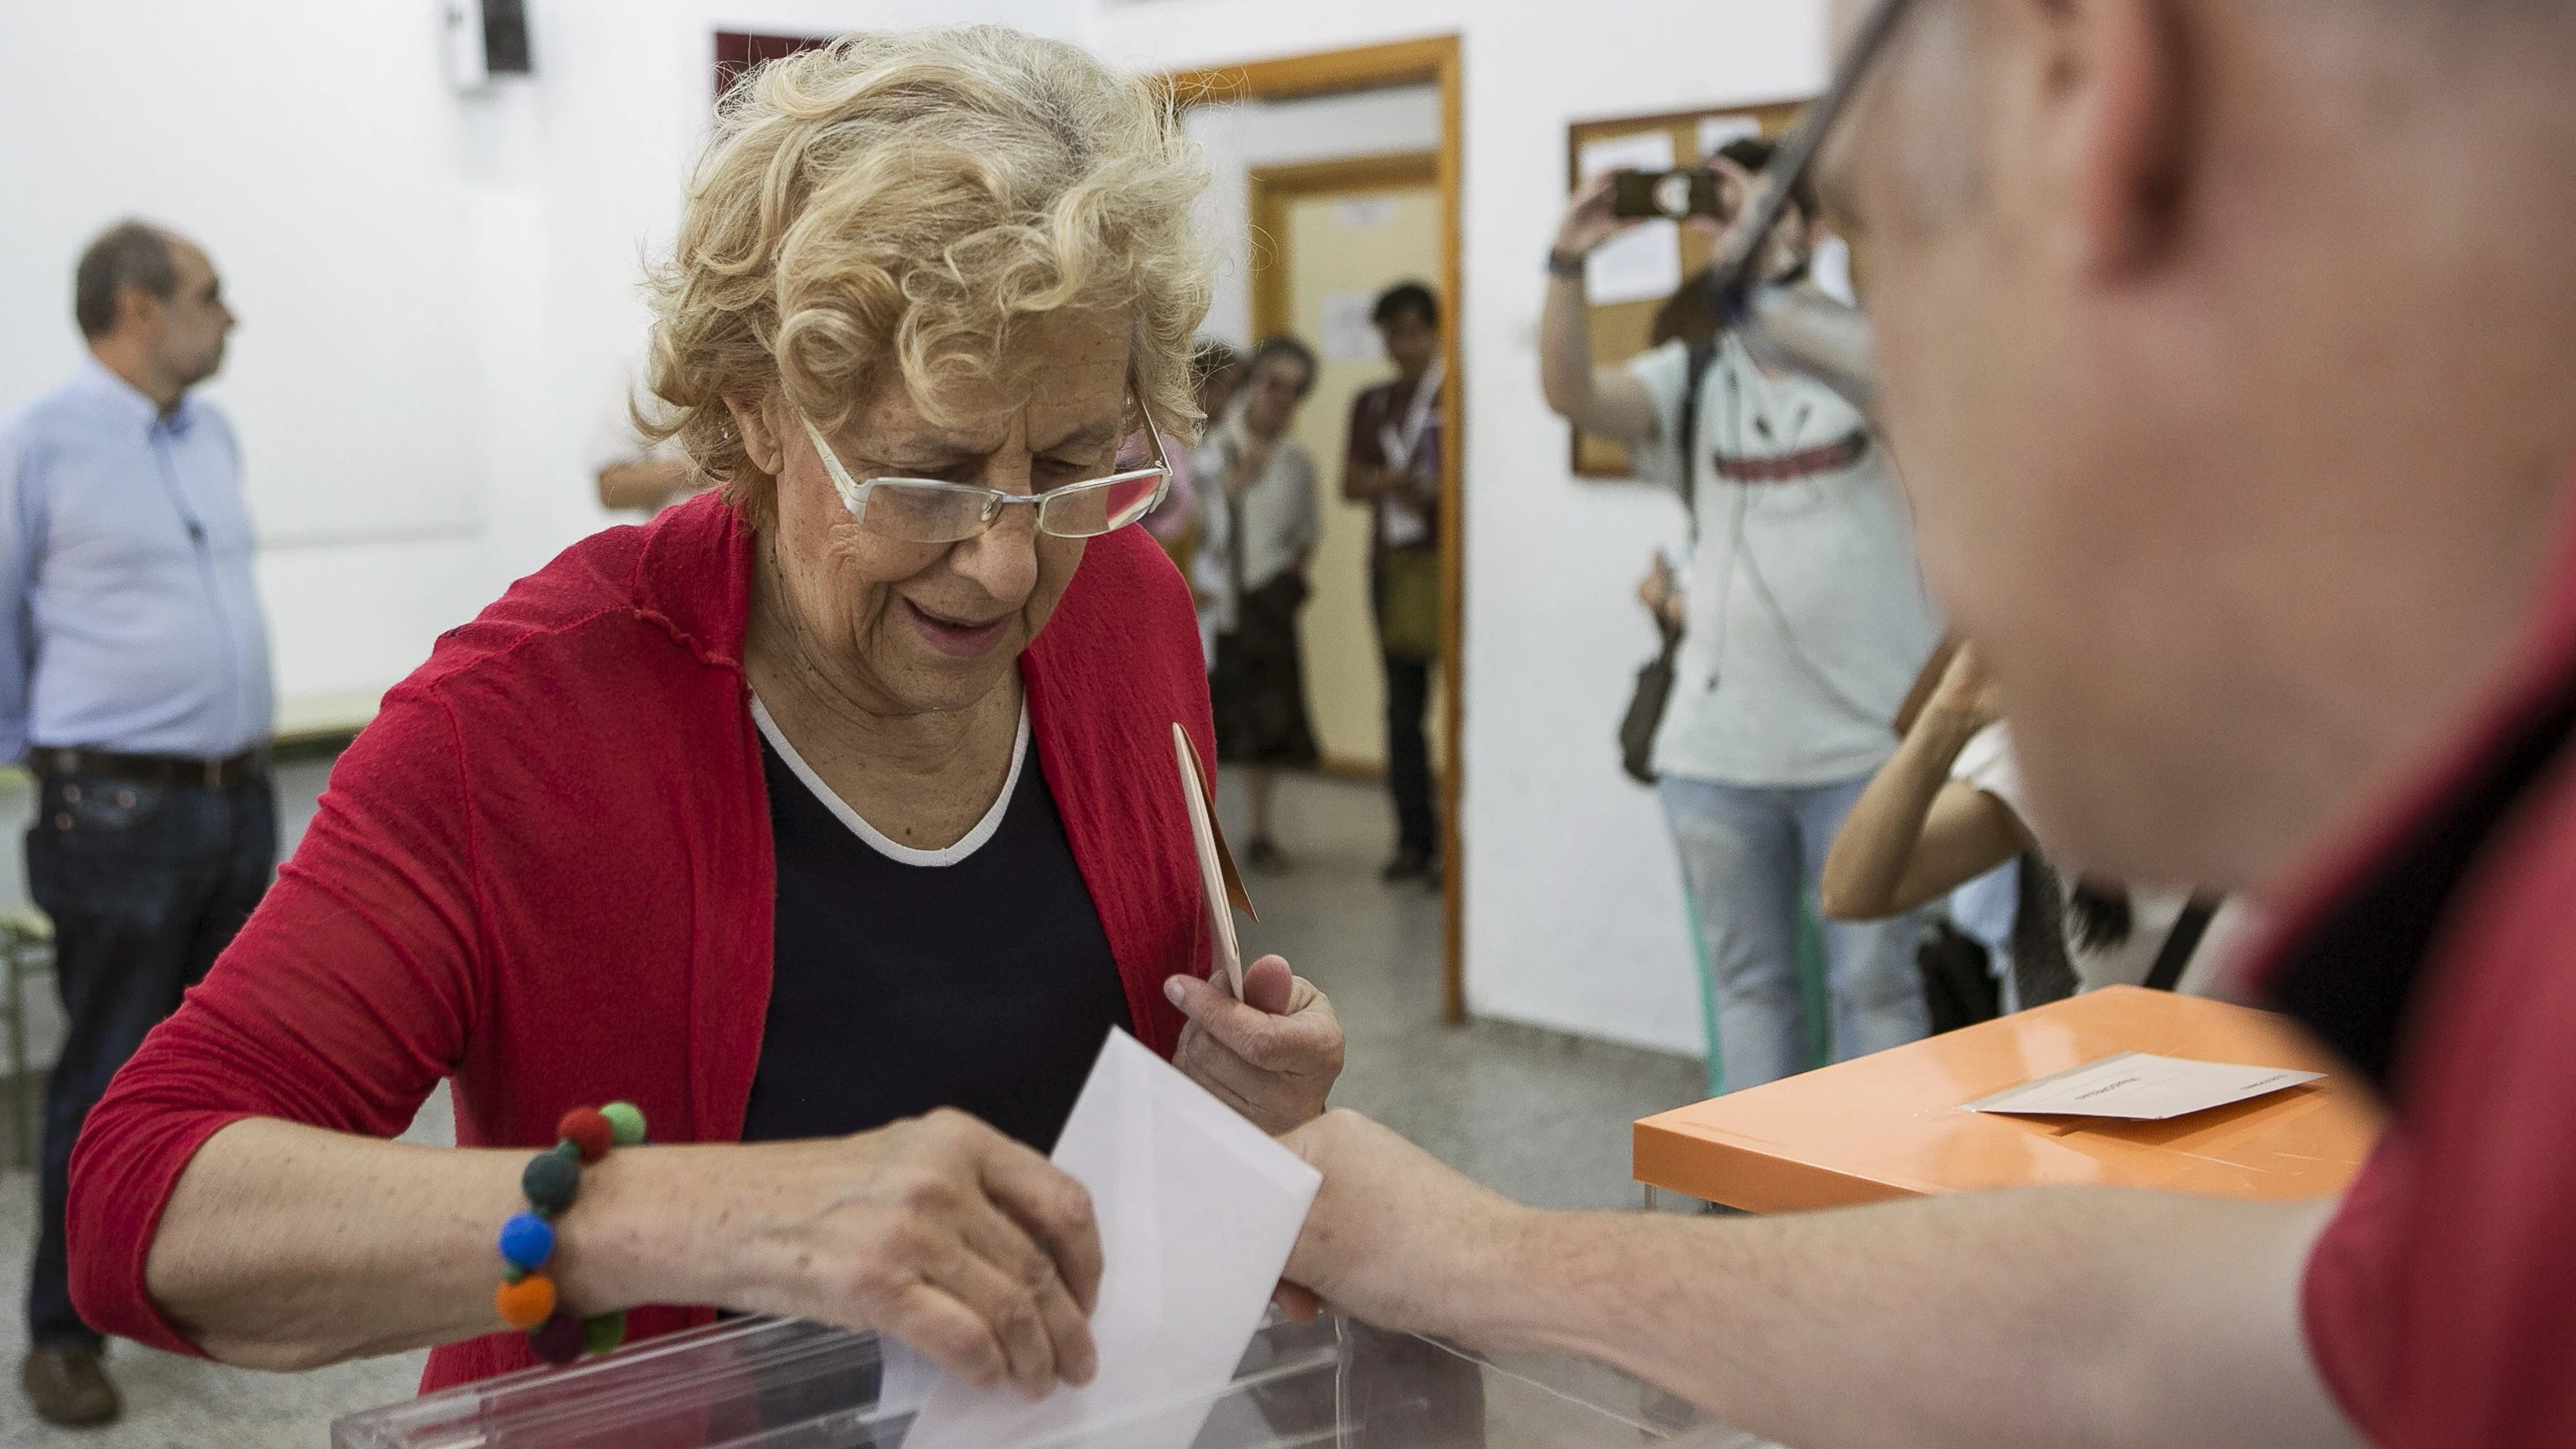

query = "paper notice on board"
[1575,131,1683,305]
[1967,1052,2323,1122]
[1320,289,1384,365]
[1335,195,1397,230]
[903,1031,1322,1449]
[1696,114,1762,161]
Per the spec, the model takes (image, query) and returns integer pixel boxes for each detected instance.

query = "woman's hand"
[144,1111,1105,1386]
[631,1112,1104,1400]
[1636,554,1684,632]
[1927,641,2004,734]
[1555,172,1639,261]
[1706,154,1763,246]
[1164,955,1344,1135]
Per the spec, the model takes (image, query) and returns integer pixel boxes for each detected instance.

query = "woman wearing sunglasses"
[63,28,1342,1398]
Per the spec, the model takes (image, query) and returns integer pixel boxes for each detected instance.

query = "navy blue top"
[740,710,1133,1152]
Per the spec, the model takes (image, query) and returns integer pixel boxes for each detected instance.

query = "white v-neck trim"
[751,695,1031,868]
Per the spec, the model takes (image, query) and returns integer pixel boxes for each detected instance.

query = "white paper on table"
[902,1031,1323,1449]
[1575,131,1684,305]
[1967,1051,2324,1121]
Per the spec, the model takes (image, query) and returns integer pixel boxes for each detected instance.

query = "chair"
[0,904,55,1170]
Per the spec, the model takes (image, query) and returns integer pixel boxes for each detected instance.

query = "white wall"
[1092,0,1832,1056]
[0,0,1090,705]
[0,0,1828,1060]
[1184,86,1442,347]
[0,0,1101,1072]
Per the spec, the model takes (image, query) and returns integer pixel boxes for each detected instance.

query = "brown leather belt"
[1711,430,1871,483]
[30,746,266,790]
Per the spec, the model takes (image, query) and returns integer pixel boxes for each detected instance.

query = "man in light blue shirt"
[0,221,275,1427]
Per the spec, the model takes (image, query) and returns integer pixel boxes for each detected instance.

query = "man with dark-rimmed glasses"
[1278,1,2576,1443]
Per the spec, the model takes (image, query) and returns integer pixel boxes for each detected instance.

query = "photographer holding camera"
[1544,137,1942,1093]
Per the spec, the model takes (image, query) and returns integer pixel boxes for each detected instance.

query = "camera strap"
[1676,339,1720,545]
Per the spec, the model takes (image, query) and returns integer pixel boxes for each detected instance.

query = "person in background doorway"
[1199,336,1320,872]
[588,332,710,516]
[0,221,276,1427]
[1342,282,1445,885]
[1545,138,1942,1094]
[1821,643,2253,1001]
[1145,339,1238,580]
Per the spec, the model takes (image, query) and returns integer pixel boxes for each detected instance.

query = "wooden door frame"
[1247,151,1440,369]
[1246,151,1439,781]
[1165,36,1469,1024]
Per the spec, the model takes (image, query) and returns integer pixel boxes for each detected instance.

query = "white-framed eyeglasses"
[800,402,1174,544]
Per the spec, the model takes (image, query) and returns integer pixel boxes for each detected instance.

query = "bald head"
[75,222,233,409]
[1836,0,2576,220]
[1824,0,2576,887]
[74,223,180,340]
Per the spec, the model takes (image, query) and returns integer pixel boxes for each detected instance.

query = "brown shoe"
[22,1343,121,1426]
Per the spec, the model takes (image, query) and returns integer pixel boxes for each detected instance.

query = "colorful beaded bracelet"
[495,1100,647,1364]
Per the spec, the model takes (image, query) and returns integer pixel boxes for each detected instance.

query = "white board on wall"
[0,2,485,547]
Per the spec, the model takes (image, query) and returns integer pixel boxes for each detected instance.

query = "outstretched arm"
[1285,1112,2362,1449]
[152,1111,1103,1394]
[1541,175,1661,444]
[1822,643,2032,919]
[596,456,702,512]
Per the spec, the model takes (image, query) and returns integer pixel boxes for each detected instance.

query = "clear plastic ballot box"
[332,1310,1762,1448]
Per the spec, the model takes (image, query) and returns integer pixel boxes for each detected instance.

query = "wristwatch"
[1545,246,1588,281]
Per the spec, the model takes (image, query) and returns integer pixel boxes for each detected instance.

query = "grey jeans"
[1659,772,1929,1095]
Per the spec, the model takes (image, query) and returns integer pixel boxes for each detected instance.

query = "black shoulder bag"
[1619,340,1721,786]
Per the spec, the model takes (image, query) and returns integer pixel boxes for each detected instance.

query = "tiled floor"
[0,1098,449,1446]
[0,768,1709,1443]
[1214,768,1710,1212]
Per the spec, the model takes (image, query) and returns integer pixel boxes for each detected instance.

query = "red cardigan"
[66,495,1216,1391]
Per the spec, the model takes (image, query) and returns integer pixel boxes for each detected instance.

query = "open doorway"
[1246,153,1444,789]
[1167,38,1467,1021]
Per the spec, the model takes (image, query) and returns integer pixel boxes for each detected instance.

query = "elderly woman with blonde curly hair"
[61,27,1343,1398]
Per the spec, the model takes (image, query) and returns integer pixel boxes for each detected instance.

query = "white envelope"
[1173,722,1247,997]
[902,1030,1322,1449]
[1967,1051,2324,1122]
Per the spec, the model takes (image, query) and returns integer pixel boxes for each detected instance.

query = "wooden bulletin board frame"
[1566,98,1810,478]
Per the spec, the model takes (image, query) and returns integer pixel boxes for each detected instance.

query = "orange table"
[1634,986,2385,1212]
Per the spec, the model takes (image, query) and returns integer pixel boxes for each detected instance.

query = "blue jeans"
[25,770,275,1347]
[1659,773,1928,1095]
